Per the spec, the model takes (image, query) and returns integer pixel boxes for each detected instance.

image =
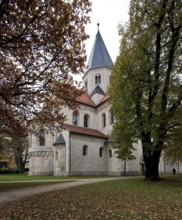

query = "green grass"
[0,173,77,191]
[0,181,72,191]
[0,173,114,181]
[0,173,114,191]
[0,175,182,219]
[0,173,67,181]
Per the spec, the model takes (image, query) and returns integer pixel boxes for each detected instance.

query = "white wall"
[70,134,107,175]
[83,67,111,95]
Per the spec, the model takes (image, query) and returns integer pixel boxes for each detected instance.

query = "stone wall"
[29,148,53,175]
[70,134,107,175]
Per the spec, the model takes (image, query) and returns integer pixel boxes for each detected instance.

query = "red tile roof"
[63,124,108,139]
[98,95,109,106]
[76,91,109,108]
[76,92,96,107]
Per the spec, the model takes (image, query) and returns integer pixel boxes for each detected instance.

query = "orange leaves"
[0,0,91,137]
[1,177,182,219]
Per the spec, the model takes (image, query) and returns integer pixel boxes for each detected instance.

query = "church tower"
[29,25,148,177]
[83,24,113,105]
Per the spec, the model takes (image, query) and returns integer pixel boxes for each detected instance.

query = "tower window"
[109,149,112,158]
[83,145,88,156]
[99,147,103,157]
[85,79,88,89]
[95,74,101,84]
[84,114,89,128]
[102,113,106,127]
[72,111,79,125]
[39,129,45,146]
[110,111,115,124]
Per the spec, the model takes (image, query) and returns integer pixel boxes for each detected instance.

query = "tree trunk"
[15,154,25,173]
[143,153,151,180]
[144,150,161,181]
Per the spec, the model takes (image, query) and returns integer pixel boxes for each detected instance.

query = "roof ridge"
[63,123,108,139]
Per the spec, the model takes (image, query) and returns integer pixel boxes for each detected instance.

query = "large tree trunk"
[144,150,161,181]
[13,146,28,173]
[15,156,25,173]
[142,134,162,181]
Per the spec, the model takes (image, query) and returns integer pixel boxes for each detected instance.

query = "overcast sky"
[85,0,131,63]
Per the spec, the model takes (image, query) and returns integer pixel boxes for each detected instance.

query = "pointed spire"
[87,24,113,70]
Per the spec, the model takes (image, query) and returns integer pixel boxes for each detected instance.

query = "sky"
[85,0,131,64]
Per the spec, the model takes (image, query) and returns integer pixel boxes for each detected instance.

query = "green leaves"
[109,0,182,179]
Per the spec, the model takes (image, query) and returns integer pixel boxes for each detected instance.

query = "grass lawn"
[0,173,75,191]
[0,173,68,181]
[0,173,113,191]
[0,181,73,191]
[0,175,182,219]
[0,173,113,181]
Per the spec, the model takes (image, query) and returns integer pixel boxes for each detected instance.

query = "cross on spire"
[87,24,113,70]
[97,22,100,31]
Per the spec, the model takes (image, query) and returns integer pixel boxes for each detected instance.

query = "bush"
[0,162,8,169]
[0,170,20,174]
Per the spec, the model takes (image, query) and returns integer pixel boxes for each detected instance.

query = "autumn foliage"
[0,0,91,138]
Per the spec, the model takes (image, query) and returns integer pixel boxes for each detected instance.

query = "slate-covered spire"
[87,24,113,70]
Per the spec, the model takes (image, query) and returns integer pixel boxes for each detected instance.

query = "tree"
[0,0,91,136]
[164,113,182,162]
[0,120,29,172]
[0,137,29,172]
[109,0,182,181]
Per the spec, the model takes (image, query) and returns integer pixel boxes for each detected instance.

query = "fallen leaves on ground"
[0,176,182,219]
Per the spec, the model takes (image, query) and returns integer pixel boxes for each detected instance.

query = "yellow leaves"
[0,0,91,138]
[1,177,182,219]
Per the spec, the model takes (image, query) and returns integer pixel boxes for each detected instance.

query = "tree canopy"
[0,0,91,138]
[109,0,182,180]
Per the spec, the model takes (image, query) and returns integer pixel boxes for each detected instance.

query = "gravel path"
[0,177,123,206]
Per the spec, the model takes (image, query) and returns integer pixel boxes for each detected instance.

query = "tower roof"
[90,85,106,97]
[53,133,66,145]
[87,26,113,70]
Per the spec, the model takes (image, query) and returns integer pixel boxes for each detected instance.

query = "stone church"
[28,27,179,176]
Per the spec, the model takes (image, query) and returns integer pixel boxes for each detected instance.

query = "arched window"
[72,111,79,125]
[99,147,103,157]
[56,151,58,160]
[83,145,88,156]
[95,74,101,84]
[110,111,115,124]
[109,149,112,158]
[109,75,112,84]
[84,114,89,128]
[85,79,88,89]
[102,113,106,127]
[95,75,97,84]
[39,129,45,146]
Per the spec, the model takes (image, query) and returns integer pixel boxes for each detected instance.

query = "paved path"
[0,177,126,206]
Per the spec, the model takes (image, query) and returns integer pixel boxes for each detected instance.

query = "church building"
[28,27,176,176]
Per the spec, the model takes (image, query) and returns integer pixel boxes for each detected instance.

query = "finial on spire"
[97,22,100,31]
